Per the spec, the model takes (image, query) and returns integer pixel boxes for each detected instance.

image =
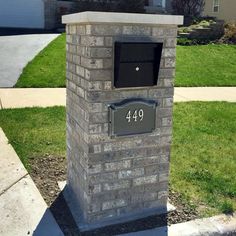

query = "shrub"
[219,23,236,44]
[177,37,211,46]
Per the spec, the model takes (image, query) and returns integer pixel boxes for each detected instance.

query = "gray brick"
[105,160,131,171]
[105,37,113,47]
[163,48,176,57]
[159,68,175,78]
[81,57,103,69]
[104,180,130,191]
[123,26,151,35]
[88,164,102,174]
[159,173,168,182]
[88,209,117,222]
[145,165,159,175]
[131,192,157,203]
[133,156,159,167]
[133,175,158,186]
[89,124,102,134]
[88,184,101,194]
[163,97,173,107]
[88,81,103,91]
[152,27,165,37]
[86,47,112,58]
[89,172,117,184]
[76,65,85,77]
[87,24,122,35]
[165,58,176,68]
[88,203,101,213]
[81,36,104,46]
[118,168,144,179]
[165,38,177,48]
[158,191,168,200]
[76,25,86,35]
[102,199,127,210]
[85,69,112,81]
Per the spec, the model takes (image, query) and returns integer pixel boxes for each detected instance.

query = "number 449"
[126,109,144,123]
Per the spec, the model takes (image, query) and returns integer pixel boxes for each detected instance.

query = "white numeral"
[133,110,138,122]
[126,110,131,123]
[139,109,144,121]
[126,109,144,123]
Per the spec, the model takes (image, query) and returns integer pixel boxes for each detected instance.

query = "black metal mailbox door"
[114,42,163,88]
[109,99,157,137]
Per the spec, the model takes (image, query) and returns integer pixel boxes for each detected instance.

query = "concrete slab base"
[58,181,176,232]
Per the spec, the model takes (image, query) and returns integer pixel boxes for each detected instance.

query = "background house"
[203,0,236,22]
[0,0,56,29]
[0,0,175,30]
[145,0,172,13]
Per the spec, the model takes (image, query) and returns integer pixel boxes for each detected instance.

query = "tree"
[171,0,205,18]
[116,0,145,13]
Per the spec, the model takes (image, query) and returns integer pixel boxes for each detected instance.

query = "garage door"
[0,0,44,29]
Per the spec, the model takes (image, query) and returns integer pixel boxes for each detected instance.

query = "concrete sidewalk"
[0,128,64,236]
[0,88,66,109]
[174,87,236,102]
[0,87,235,109]
[0,91,235,236]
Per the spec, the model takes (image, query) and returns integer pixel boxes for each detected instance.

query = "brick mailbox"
[62,11,183,231]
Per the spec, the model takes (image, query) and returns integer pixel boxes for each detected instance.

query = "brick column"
[62,11,183,231]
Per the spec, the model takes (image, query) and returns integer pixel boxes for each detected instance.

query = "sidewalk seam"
[0,173,28,197]
[0,97,3,109]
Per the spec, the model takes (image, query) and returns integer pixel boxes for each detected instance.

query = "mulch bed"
[29,156,199,236]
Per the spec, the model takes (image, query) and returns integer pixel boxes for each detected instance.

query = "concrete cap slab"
[0,128,27,194]
[62,11,183,25]
[0,175,64,236]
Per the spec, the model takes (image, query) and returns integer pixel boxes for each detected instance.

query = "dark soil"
[29,156,200,236]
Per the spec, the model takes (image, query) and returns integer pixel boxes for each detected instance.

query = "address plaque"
[108,98,157,137]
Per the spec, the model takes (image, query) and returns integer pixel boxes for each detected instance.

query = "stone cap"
[62,11,183,26]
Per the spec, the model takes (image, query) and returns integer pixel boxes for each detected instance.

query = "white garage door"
[0,0,44,29]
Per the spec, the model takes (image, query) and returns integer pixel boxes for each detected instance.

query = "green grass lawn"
[0,107,66,168]
[175,44,236,87]
[171,102,236,216]
[14,33,236,87]
[15,34,66,88]
[0,102,235,216]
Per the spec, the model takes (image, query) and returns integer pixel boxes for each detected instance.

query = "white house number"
[126,109,144,123]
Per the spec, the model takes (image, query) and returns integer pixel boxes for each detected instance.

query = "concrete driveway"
[0,34,60,87]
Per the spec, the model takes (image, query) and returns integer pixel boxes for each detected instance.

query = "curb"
[118,213,236,236]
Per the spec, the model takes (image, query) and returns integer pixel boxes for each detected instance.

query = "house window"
[213,0,220,13]
[153,0,166,8]
[145,0,149,6]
